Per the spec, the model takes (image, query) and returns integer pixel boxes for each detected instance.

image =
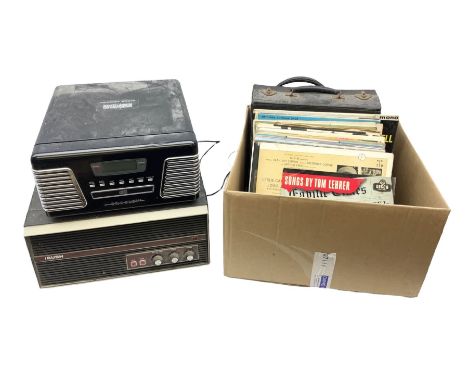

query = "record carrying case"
[251,76,381,114]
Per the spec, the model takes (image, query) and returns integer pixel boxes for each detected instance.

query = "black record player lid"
[36,79,193,145]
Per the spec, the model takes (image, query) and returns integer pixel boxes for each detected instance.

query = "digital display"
[91,158,146,177]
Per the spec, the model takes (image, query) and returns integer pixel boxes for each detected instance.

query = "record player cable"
[205,150,235,196]
[198,140,221,163]
[206,171,230,197]
[198,140,233,196]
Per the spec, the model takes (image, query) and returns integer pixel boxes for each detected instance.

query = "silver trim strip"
[33,141,195,159]
[91,185,155,199]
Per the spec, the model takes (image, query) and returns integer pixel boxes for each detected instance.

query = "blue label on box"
[319,275,329,288]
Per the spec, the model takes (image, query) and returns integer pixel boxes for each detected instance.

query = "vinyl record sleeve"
[251,142,393,195]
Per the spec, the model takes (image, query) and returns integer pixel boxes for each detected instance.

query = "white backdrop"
[1,1,466,381]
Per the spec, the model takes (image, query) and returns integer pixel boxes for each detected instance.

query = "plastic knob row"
[152,251,195,266]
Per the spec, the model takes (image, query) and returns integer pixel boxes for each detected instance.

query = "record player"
[31,79,200,216]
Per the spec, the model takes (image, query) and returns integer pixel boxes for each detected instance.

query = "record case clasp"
[262,87,277,96]
[355,91,373,100]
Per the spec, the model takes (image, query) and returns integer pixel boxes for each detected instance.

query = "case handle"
[277,76,340,95]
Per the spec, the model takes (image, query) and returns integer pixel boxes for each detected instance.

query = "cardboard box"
[223,110,450,297]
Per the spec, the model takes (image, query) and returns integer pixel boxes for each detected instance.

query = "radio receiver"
[24,184,209,287]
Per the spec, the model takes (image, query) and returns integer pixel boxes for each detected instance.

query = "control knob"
[169,252,179,264]
[185,250,195,261]
[152,255,163,266]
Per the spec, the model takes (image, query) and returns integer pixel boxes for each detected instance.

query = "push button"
[109,180,115,186]
[128,178,135,184]
[137,177,144,183]
[118,179,125,185]
[89,181,95,188]
[99,180,105,187]
[146,176,154,182]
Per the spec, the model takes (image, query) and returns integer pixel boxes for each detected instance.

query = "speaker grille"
[29,214,209,286]
[161,155,200,198]
[33,168,86,212]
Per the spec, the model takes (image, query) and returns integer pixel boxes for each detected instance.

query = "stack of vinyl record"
[249,77,399,205]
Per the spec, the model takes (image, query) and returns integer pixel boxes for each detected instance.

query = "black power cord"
[198,140,230,197]
[206,171,230,197]
[198,140,221,163]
